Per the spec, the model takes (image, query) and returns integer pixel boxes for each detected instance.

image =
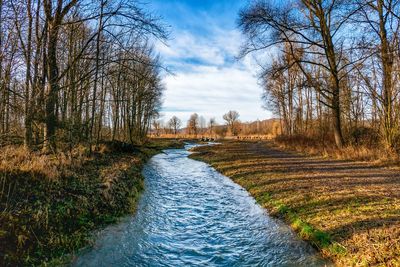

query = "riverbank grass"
[0,139,183,266]
[191,141,400,266]
[256,192,346,257]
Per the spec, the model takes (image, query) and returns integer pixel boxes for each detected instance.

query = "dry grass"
[0,145,90,181]
[275,135,400,165]
[0,139,184,266]
[191,141,400,266]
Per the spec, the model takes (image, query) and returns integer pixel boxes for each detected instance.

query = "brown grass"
[0,145,90,180]
[191,140,400,266]
[275,135,400,165]
[0,139,184,266]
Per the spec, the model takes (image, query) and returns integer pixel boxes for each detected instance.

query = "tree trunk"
[332,89,344,148]
[43,26,60,152]
[377,0,395,149]
[24,0,33,148]
[89,0,105,153]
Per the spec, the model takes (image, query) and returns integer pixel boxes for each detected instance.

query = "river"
[73,144,328,266]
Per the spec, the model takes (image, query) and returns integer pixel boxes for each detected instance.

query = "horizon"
[150,0,273,124]
[1,1,399,266]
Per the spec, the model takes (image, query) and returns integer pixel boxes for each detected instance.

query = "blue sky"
[149,0,272,124]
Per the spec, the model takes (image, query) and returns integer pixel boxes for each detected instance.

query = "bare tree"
[0,0,167,151]
[168,116,181,135]
[223,110,240,136]
[239,0,362,148]
[42,0,78,152]
[187,113,199,136]
[355,0,400,149]
[152,119,162,136]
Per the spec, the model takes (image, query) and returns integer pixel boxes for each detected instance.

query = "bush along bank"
[0,139,183,266]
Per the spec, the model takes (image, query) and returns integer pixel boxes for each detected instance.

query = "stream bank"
[74,143,327,266]
[0,139,183,266]
[190,141,400,266]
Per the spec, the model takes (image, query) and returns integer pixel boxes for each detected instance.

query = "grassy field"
[0,139,183,266]
[191,141,400,266]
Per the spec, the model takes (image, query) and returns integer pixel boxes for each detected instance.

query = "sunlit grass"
[275,135,400,166]
[191,141,400,266]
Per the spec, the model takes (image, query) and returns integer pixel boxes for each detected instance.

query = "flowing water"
[73,144,329,267]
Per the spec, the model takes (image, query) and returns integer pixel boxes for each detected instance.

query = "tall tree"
[239,0,361,148]
[356,0,400,149]
[0,0,167,151]
[42,0,78,152]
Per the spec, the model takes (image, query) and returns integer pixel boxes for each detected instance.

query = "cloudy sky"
[150,0,273,124]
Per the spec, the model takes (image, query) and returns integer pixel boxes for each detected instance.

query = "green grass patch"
[260,194,346,257]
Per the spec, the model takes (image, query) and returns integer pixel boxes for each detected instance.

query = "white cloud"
[156,31,227,67]
[161,65,272,123]
[156,25,273,124]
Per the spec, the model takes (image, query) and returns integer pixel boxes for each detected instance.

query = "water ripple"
[73,145,329,267]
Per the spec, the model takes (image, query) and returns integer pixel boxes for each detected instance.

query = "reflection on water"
[73,144,328,267]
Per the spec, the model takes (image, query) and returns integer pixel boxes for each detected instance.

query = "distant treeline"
[150,111,281,138]
[0,0,166,151]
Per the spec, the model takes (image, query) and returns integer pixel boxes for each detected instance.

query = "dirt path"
[192,141,400,266]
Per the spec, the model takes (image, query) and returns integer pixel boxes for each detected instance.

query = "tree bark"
[24,0,33,148]
[43,25,59,152]
[377,0,395,149]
